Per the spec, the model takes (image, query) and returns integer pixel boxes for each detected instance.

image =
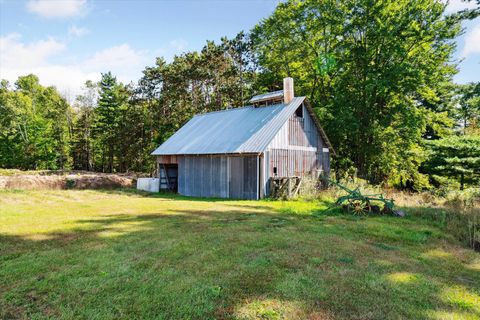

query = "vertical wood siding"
[267,149,318,177]
[288,115,318,147]
[177,154,257,200]
[263,103,331,196]
[159,103,330,199]
[269,104,318,149]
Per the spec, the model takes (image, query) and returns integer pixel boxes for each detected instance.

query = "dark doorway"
[159,164,178,192]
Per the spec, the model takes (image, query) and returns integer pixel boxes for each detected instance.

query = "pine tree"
[422,135,480,189]
[94,72,128,172]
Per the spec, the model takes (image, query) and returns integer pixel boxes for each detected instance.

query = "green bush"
[65,178,76,189]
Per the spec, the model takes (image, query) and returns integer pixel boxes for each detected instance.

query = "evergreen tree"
[456,82,480,135]
[422,135,480,189]
[251,0,463,188]
[94,72,128,172]
[135,39,254,152]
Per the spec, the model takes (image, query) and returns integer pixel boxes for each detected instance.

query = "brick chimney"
[283,77,294,104]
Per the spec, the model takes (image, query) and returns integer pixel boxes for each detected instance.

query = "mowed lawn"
[1,190,479,320]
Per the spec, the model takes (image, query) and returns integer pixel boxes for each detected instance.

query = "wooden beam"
[293,177,302,197]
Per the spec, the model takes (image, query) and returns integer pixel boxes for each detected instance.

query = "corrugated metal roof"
[151,97,305,155]
[249,90,283,104]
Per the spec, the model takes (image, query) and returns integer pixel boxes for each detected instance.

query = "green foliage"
[315,54,336,76]
[65,178,76,189]
[71,80,97,171]
[251,0,462,189]
[0,36,252,174]
[0,75,72,170]
[0,1,477,191]
[135,36,255,158]
[93,72,131,172]
[455,82,480,135]
[422,135,480,189]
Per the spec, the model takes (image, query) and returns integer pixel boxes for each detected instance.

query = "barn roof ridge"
[192,104,271,117]
[151,96,335,156]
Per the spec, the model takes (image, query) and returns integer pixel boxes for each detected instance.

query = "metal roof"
[249,90,283,104]
[151,97,305,155]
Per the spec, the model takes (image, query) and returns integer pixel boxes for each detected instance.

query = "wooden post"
[287,178,292,199]
[256,155,259,200]
[270,178,276,198]
[293,177,302,197]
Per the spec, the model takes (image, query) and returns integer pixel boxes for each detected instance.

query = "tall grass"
[443,189,480,251]
[297,177,480,251]
[387,188,480,251]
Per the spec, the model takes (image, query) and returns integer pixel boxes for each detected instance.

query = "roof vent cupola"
[249,77,295,107]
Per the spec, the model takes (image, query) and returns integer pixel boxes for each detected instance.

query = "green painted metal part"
[327,178,395,214]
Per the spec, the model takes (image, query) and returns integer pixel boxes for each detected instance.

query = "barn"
[151,78,334,199]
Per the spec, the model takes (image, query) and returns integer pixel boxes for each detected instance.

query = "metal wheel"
[348,200,368,215]
[342,198,375,215]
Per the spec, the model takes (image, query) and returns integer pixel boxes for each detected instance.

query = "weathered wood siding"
[268,104,318,149]
[228,156,258,200]
[268,149,318,177]
[264,103,330,195]
[178,155,228,198]
[156,155,178,164]
[157,103,329,199]
[175,155,258,200]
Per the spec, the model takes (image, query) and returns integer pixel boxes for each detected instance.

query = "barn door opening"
[159,164,178,192]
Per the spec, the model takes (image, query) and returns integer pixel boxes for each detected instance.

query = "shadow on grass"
[85,188,480,252]
[95,188,245,202]
[1,203,479,319]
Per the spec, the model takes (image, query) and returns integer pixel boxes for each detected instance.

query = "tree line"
[0,0,479,190]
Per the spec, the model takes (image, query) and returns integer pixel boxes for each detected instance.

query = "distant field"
[1,189,479,319]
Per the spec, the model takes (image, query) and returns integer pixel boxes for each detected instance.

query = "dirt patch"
[0,172,138,190]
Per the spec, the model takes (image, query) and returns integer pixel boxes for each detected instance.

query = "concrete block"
[136,178,159,192]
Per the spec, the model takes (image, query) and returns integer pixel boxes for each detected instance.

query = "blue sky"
[0,0,479,99]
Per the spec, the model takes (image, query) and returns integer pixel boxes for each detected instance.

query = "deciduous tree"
[251,0,463,189]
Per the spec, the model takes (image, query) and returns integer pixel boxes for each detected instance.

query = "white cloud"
[84,44,145,70]
[463,24,480,57]
[0,34,146,97]
[0,33,190,98]
[26,0,87,19]
[443,0,478,14]
[1,65,100,100]
[68,25,89,37]
[0,33,65,68]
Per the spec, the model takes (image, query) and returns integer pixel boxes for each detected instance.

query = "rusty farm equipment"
[328,179,399,216]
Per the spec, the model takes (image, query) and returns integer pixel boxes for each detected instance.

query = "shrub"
[65,178,76,189]
[444,188,480,250]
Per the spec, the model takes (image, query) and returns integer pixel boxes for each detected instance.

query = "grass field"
[1,189,479,319]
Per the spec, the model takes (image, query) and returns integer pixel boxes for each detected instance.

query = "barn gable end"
[263,102,331,195]
[151,78,333,200]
